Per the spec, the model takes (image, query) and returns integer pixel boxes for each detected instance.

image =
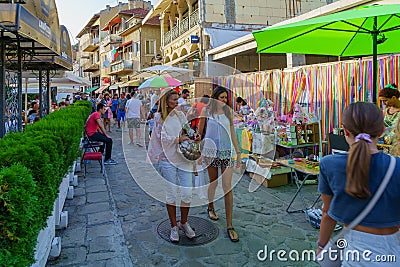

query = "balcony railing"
[83,62,100,72]
[164,31,171,46]
[109,60,133,75]
[180,16,189,35]
[189,9,199,28]
[101,34,122,46]
[163,8,199,46]
[81,36,100,52]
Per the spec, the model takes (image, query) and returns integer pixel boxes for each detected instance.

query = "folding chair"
[82,130,105,178]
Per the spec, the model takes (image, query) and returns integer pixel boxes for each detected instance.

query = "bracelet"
[317,241,325,249]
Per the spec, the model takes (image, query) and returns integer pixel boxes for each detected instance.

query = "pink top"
[85,112,100,136]
[147,110,192,171]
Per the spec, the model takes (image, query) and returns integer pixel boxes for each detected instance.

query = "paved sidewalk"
[48,125,321,266]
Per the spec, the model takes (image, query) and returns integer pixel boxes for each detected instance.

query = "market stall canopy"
[252,4,400,102]
[121,79,140,87]
[85,87,99,94]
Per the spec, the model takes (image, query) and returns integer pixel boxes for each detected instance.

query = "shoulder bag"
[317,156,396,267]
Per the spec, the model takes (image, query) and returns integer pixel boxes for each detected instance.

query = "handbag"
[317,156,396,267]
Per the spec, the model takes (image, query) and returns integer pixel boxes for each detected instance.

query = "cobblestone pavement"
[48,124,321,267]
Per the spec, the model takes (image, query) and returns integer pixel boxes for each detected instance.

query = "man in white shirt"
[150,89,159,111]
[125,92,143,147]
[178,89,190,113]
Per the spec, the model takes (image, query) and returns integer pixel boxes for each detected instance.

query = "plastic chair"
[82,130,105,178]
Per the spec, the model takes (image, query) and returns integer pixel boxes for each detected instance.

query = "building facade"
[142,0,337,67]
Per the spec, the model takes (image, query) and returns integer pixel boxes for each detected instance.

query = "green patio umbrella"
[253,4,400,102]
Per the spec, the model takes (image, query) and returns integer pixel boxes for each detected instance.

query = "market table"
[276,159,320,218]
[276,142,319,158]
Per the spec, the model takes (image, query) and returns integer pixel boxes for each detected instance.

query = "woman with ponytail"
[317,102,400,266]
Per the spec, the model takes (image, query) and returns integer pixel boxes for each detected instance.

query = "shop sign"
[190,35,199,44]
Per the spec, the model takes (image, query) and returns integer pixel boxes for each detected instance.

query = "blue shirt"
[318,152,400,227]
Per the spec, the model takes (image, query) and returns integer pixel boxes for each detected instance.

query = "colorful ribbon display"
[213,55,399,140]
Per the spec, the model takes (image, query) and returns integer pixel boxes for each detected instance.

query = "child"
[145,112,154,150]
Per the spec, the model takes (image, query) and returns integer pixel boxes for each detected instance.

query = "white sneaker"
[170,226,179,242]
[178,222,196,239]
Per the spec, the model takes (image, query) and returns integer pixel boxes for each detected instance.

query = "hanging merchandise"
[213,55,399,141]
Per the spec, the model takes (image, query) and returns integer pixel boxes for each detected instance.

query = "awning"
[102,17,122,31]
[121,79,140,87]
[94,85,109,94]
[84,87,99,94]
[120,40,132,48]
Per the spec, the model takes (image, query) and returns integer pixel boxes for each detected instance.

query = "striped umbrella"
[138,75,182,89]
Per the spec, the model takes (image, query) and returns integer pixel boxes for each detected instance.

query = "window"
[133,42,139,57]
[145,40,156,55]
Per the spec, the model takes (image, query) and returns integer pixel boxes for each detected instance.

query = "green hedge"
[0,100,91,266]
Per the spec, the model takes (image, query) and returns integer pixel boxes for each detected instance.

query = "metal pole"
[0,38,5,137]
[46,69,50,115]
[372,16,378,103]
[39,68,43,117]
[17,37,23,131]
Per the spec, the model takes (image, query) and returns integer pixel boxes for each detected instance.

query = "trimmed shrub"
[0,102,91,266]
[0,165,39,266]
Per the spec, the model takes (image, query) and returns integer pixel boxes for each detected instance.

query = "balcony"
[81,37,99,52]
[101,34,122,47]
[83,62,100,72]
[164,9,199,46]
[108,60,134,75]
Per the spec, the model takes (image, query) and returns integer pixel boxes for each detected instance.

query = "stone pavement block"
[89,236,115,253]
[63,213,85,226]
[74,187,86,197]
[59,224,86,247]
[134,230,159,243]
[66,195,86,206]
[78,202,110,215]
[182,246,211,258]
[180,260,204,267]
[85,177,106,186]
[104,257,133,267]
[210,239,243,255]
[86,251,119,262]
[86,184,108,193]
[87,191,110,203]
[87,223,115,239]
[157,245,180,258]
[46,246,87,266]
[88,211,114,225]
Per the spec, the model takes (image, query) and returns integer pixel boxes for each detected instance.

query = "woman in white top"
[197,86,242,242]
[148,89,196,243]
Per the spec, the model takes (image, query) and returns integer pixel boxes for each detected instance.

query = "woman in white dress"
[197,86,242,242]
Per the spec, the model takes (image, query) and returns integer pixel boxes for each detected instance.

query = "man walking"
[126,92,143,147]
[85,103,117,165]
[117,92,127,129]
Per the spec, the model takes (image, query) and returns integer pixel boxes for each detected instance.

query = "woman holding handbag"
[147,88,195,243]
[317,102,400,266]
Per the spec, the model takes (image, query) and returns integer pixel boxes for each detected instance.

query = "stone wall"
[204,0,339,26]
